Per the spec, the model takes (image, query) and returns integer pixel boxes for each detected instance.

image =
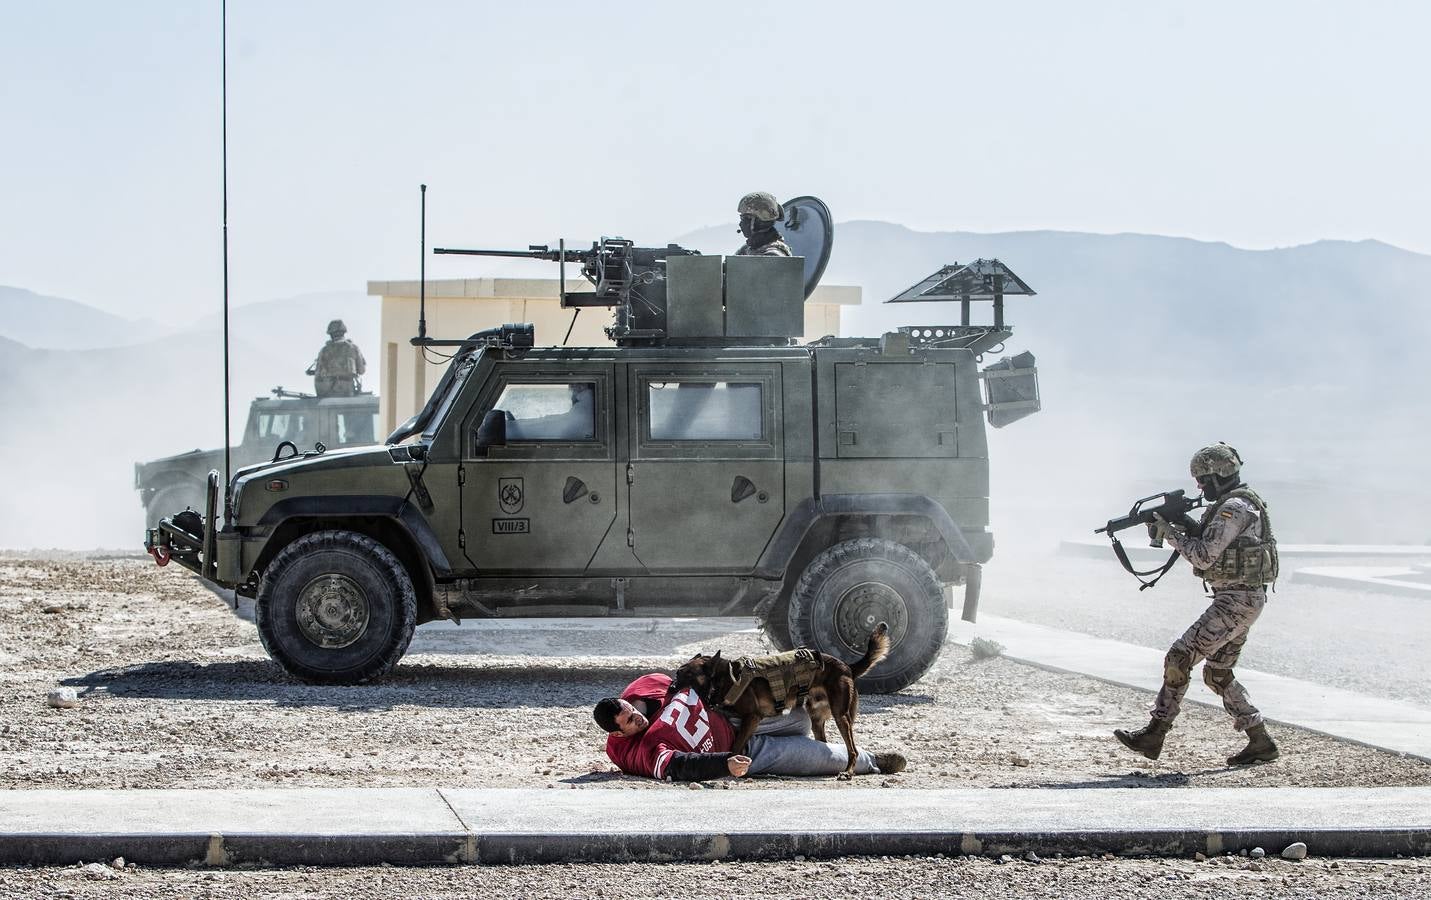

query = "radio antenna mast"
[220,0,233,519]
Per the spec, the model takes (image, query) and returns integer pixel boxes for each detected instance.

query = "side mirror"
[474,409,507,451]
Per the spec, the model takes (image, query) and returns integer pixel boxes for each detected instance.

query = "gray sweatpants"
[737,709,880,777]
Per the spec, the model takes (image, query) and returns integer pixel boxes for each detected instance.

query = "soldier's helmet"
[1189,443,1242,478]
[326,319,347,337]
[737,192,784,223]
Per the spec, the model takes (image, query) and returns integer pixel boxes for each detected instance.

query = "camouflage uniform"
[1155,490,1274,731]
[735,237,793,258]
[309,320,366,397]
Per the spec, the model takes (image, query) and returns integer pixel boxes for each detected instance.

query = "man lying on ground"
[593,672,906,781]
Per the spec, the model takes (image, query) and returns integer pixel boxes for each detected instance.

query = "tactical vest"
[721,648,823,708]
[1193,486,1279,587]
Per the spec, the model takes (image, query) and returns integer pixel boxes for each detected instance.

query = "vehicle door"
[626,364,784,572]
[458,362,619,573]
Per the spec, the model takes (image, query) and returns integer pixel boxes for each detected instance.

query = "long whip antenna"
[221,0,233,519]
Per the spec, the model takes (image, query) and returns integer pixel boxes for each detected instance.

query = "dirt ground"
[2,556,1429,792]
[4,855,1431,900]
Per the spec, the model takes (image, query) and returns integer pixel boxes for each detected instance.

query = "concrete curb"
[2,787,1428,866]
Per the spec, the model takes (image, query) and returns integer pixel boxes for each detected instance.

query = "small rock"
[1011,754,1030,767]
[1194,852,1207,861]
[82,862,117,880]
[1024,851,1041,864]
[110,856,125,869]
[997,854,1013,864]
[793,855,806,862]
[688,781,704,790]
[1247,861,1262,872]
[46,688,79,709]
[1282,842,1308,861]
[1239,849,1249,857]
[1250,847,1266,859]
[42,605,65,614]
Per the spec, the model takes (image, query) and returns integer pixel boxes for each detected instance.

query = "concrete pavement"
[2,786,1429,866]
[950,614,1431,762]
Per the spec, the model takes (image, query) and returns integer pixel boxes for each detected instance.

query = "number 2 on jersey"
[658,688,712,748]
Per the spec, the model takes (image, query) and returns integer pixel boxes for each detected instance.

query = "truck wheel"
[758,605,795,652]
[146,484,206,530]
[255,530,417,684]
[787,537,948,694]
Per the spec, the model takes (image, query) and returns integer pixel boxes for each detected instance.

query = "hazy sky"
[3,1,1428,322]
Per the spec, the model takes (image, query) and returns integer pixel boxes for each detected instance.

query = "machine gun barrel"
[432,245,592,262]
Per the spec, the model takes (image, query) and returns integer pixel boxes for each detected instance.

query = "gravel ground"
[1,557,1429,791]
[982,546,1431,708]
[2,855,1430,899]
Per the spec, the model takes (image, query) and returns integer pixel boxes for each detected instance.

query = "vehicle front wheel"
[255,530,417,684]
[787,537,948,694]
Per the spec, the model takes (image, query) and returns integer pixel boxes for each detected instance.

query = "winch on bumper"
[144,469,230,583]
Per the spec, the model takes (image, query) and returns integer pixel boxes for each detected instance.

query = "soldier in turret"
[1114,443,1282,766]
[734,192,792,257]
[306,319,366,397]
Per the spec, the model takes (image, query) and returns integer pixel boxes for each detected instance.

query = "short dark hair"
[593,697,622,733]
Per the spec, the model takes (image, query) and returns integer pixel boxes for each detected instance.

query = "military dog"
[669,623,889,780]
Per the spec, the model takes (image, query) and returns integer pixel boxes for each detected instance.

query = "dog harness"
[721,648,824,708]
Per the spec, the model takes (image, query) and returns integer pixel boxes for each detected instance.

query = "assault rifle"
[1095,489,1204,590]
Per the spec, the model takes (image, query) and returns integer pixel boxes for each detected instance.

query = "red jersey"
[605,673,735,779]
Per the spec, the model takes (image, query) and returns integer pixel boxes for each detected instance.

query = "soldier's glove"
[1150,512,1186,543]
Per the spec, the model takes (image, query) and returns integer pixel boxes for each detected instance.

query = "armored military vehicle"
[135,388,379,528]
[146,197,1040,693]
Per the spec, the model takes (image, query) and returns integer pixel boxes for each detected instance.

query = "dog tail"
[849,622,890,678]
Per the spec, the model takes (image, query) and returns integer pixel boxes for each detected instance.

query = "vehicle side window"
[259,413,307,442]
[493,382,597,442]
[647,381,763,441]
[336,411,376,444]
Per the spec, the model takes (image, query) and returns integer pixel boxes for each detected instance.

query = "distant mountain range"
[1,224,1427,547]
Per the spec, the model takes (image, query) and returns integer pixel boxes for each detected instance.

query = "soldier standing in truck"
[734,192,792,257]
[306,319,367,397]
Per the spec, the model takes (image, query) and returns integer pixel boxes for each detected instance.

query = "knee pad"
[1163,648,1192,686]
[1204,666,1235,692]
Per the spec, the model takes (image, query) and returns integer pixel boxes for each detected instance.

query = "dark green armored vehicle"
[135,389,379,528]
[147,199,1039,692]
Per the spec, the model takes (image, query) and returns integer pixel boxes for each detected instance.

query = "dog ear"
[710,650,722,665]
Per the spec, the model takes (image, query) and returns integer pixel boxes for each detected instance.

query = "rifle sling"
[1109,536,1180,591]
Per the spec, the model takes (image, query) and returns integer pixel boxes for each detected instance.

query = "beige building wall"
[366,277,861,434]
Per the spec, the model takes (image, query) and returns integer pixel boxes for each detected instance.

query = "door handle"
[730,475,756,503]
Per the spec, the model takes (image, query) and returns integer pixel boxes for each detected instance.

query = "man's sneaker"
[874,751,907,774]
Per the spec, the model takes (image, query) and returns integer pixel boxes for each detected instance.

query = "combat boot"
[1227,724,1279,765]
[1113,717,1172,760]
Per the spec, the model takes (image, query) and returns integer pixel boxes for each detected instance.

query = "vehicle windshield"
[419,351,481,441]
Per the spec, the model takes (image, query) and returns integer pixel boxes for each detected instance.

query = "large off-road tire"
[787,537,948,694]
[758,606,795,652]
[146,483,206,530]
[255,530,417,684]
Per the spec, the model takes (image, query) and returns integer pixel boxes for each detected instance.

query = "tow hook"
[149,545,171,567]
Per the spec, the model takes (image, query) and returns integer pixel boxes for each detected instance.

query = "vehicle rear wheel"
[787,537,948,694]
[255,530,417,684]
[146,483,206,530]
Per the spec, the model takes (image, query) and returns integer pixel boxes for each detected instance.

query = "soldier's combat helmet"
[1189,442,1242,478]
[737,191,783,223]
[326,319,347,337]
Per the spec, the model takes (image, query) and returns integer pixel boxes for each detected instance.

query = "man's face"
[614,699,648,737]
[739,213,759,241]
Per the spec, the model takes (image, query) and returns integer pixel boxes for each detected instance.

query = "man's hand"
[1150,512,1185,543]
[726,755,752,777]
